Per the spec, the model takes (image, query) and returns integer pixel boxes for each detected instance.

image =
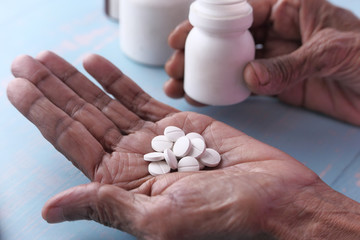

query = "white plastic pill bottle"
[184,0,255,106]
[105,0,120,20]
[120,0,194,66]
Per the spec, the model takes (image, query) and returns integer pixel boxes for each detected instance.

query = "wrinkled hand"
[165,0,360,125]
[7,51,339,239]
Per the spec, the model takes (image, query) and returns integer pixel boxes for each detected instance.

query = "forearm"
[264,181,360,239]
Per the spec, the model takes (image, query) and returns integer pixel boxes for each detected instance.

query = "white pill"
[151,135,173,152]
[178,156,200,172]
[164,148,178,170]
[186,132,205,142]
[199,148,221,167]
[173,136,191,157]
[188,138,206,158]
[148,161,171,176]
[144,152,165,162]
[164,126,185,142]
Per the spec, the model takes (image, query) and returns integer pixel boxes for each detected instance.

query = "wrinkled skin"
[164,0,360,125]
[7,51,328,239]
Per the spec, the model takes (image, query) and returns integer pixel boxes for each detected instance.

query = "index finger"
[83,54,179,122]
[168,20,193,50]
[7,78,105,179]
[249,0,277,28]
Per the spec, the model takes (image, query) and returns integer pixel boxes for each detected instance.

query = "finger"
[7,78,105,179]
[165,50,184,80]
[244,54,302,96]
[268,0,301,40]
[83,54,179,122]
[42,183,149,236]
[168,20,193,50]
[250,0,302,42]
[244,29,350,96]
[163,78,185,99]
[163,79,206,106]
[300,0,360,41]
[248,0,276,28]
[11,54,122,152]
[36,51,144,134]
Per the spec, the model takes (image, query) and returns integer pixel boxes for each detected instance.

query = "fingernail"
[36,50,51,59]
[45,207,65,223]
[249,62,269,86]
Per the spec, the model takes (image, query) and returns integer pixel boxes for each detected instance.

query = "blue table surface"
[1,0,360,239]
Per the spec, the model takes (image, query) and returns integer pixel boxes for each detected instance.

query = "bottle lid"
[189,0,253,32]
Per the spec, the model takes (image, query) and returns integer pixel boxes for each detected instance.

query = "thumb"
[42,183,149,233]
[243,52,305,96]
[244,29,352,95]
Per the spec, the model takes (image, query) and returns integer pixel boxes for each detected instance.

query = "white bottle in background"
[184,0,255,106]
[105,0,120,20]
[120,0,194,66]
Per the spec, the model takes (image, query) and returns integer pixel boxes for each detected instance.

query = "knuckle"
[96,185,126,228]
[306,29,360,76]
[276,0,299,9]
[165,51,184,79]
[267,56,298,93]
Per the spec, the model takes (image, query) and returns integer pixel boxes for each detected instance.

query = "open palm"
[8,51,323,239]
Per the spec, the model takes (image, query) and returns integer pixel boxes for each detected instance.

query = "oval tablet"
[186,132,205,142]
[151,135,173,152]
[199,148,221,167]
[148,161,171,176]
[178,156,200,172]
[188,138,206,158]
[164,126,185,142]
[164,148,178,170]
[173,136,191,157]
[144,152,165,162]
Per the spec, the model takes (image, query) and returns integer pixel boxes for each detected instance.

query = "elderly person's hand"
[165,0,360,125]
[7,52,360,239]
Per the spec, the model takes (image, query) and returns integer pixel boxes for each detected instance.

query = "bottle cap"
[189,0,253,32]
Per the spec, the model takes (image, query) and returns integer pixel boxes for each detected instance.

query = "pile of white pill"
[144,126,221,176]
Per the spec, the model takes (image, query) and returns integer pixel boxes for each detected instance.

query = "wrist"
[263,180,360,239]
